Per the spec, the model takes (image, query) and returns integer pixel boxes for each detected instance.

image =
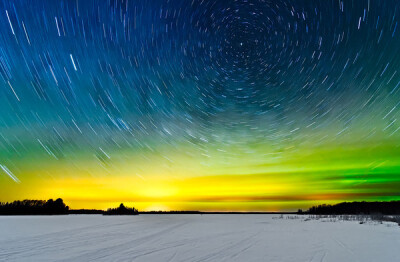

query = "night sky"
[1,0,400,211]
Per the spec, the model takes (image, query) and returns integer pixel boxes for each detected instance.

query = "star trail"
[1,0,400,211]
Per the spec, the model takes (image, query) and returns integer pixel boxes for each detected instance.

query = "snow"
[0,214,399,261]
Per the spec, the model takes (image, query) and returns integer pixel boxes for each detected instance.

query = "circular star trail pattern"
[1,0,400,210]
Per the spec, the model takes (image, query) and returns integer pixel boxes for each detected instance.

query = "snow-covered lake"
[0,214,399,261]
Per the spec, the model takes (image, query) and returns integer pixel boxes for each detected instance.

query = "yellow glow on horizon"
[2,137,400,211]
[3,167,393,211]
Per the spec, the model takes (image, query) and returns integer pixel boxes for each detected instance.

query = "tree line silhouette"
[306,201,400,215]
[103,203,139,215]
[0,198,69,215]
[0,199,139,215]
[2,199,400,215]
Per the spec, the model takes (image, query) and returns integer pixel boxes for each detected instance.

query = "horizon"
[2,198,399,213]
[1,0,400,211]
[3,198,400,213]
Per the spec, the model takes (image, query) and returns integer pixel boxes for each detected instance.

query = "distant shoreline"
[0,211,298,215]
[139,211,298,214]
[2,200,400,215]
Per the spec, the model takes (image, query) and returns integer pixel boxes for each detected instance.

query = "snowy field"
[0,214,399,262]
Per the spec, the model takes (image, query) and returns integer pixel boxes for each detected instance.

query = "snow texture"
[0,215,399,261]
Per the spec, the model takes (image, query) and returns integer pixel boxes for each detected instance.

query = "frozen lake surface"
[0,214,399,261]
